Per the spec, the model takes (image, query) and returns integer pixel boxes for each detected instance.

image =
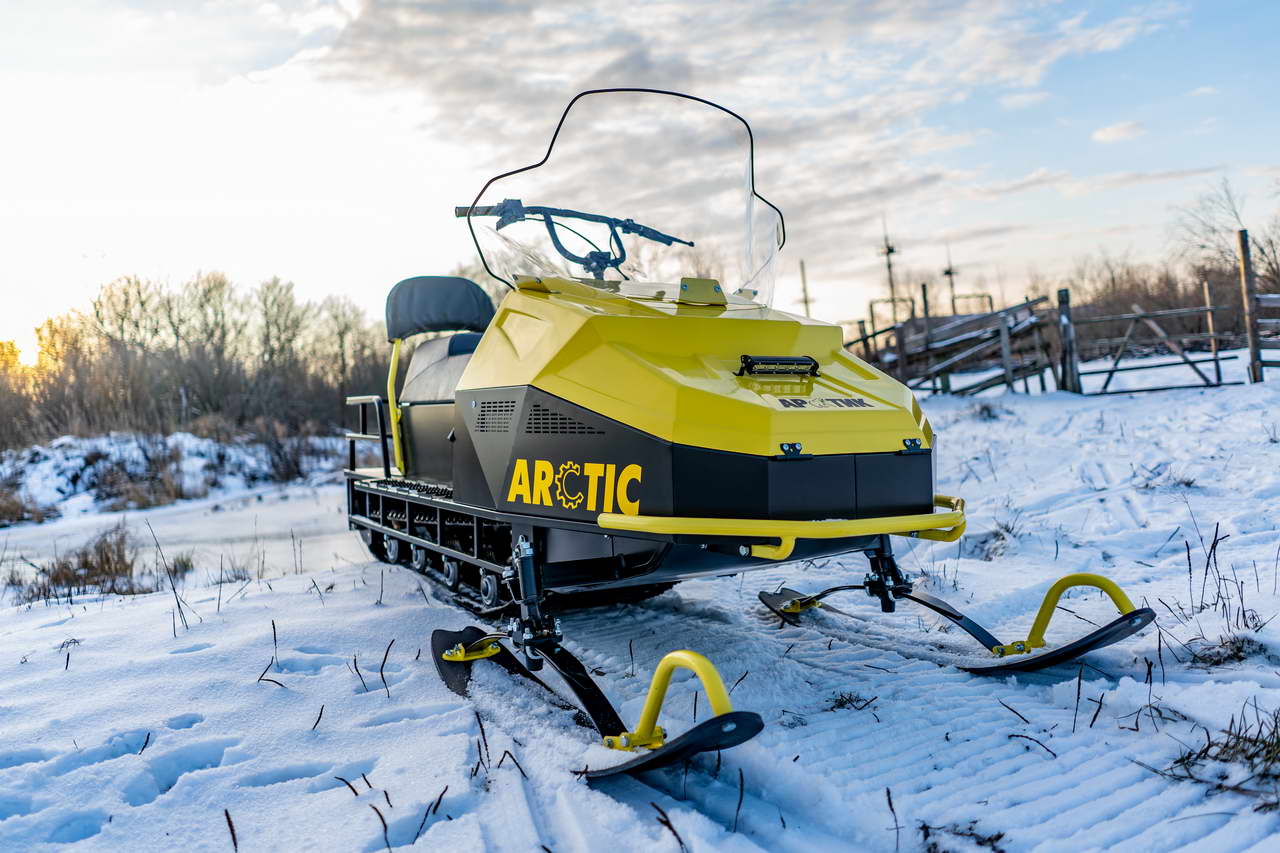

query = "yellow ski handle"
[994,573,1138,656]
[604,650,734,751]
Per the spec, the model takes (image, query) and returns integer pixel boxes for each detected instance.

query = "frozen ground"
[2,361,1279,851]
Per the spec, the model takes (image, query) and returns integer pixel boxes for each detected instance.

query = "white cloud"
[999,91,1049,110]
[1092,121,1147,143]
[0,0,1198,344]
[1187,85,1217,96]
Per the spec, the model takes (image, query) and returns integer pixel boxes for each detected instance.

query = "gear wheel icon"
[554,461,585,509]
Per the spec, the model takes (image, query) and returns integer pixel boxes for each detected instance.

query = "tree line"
[0,273,390,451]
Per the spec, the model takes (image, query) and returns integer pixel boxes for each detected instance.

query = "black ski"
[758,587,1156,676]
[963,608,1155,675]
[584,711,764,780]
[758,587,855,625]
[432,625,761,779]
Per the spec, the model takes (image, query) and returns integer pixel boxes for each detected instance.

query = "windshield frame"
[461,87,786,290]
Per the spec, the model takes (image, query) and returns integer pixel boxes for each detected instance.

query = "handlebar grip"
[454,205,497,217]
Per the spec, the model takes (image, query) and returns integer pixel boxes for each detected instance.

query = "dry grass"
[15,521,157,604]
[1140,704,1280,812]
[0,487,52,526]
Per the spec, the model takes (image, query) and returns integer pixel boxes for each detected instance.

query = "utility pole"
[798,260,813,317]
[943,244,958,315]
[880,216,898,323]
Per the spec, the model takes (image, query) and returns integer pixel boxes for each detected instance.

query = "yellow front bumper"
[597,495,966,560]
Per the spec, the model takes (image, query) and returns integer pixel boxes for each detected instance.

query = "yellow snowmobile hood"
[458,276,931,457]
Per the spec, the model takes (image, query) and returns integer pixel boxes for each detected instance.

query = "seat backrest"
[385,276,494,341]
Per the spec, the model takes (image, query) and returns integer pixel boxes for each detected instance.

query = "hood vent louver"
[475,400,516,432]
[525,403,603,435]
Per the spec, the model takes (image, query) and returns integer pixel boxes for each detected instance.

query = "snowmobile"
[343,88,1154,777]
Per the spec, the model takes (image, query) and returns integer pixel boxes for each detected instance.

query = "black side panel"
[855,452,932,517]
[402,402,454,484]
[768,455,856,520]
[458,386,673,522]
[671,445,767,518]
[452,404,497,508]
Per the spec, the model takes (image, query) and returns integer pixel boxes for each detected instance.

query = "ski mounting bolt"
[739,546,750,557]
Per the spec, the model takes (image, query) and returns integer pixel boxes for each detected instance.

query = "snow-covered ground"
[2,363,1279,851]
[1,431,343,522]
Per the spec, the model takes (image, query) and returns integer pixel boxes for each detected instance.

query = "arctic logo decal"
[776,397,873,409]
[506,459,643,515]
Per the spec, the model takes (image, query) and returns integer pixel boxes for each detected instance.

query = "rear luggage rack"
[345,395,392,477]
[735,354,819,377]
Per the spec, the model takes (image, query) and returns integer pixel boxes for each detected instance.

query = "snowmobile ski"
[583,711,764,780]
[760,572,1155,676]
[432,625,762,780]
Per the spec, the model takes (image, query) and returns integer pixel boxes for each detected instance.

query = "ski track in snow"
[1,373,1279,851]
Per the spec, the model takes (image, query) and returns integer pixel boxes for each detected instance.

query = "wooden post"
[1032,325,1049,392]
[894,323,909,382]
[858,319,872,361]
[799,260,812,317]
[921,283,936,392]
[1202,279,1222,386]
[998,319,1014,392]
[1057,288,1081,393]
[1238,229,1264,383]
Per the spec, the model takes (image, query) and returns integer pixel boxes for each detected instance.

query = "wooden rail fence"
[844,229,1276,394]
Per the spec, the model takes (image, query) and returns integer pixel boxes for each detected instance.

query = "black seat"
[400,332,482,404]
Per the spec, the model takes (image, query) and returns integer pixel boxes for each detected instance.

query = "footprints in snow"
[358,703,458,728]
[0,748,54,770]
[122,738,241,806]
[238,762,332,788]
[48,729,150,777]
[168,643,213,655]
[166,712,204,730]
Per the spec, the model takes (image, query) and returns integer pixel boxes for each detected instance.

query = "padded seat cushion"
[400,333,481,403]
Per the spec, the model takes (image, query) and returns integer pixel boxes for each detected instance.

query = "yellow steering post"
[387,338,405,474]
[993,573,1137,657]
[603,650,734,751]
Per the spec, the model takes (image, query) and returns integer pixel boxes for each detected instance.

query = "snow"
[2,362,1279,851]
[2,432,342,520]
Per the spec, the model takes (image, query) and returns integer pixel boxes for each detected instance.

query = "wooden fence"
[845,229,1277,394]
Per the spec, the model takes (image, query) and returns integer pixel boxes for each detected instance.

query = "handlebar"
[455,198,693,278]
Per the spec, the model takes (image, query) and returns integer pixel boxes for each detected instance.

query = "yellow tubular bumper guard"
[387,338,405,475]
[597,495,966,561]
[603,650,734,751]
[993,573,1138,657]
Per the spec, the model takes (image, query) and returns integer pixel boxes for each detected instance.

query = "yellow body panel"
[458,277,931,457]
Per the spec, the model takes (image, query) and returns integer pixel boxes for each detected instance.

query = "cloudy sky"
[2,0,1277,361]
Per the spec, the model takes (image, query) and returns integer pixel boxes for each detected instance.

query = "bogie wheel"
[410,546,429,572]
[479,572,502,608]
[359,527,387,562]
[442,559,462,591]
[384,535,404,564]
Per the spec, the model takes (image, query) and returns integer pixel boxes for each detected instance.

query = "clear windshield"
[461,90,784,306]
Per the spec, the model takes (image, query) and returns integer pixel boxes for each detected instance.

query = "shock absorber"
[509,533,560,671]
